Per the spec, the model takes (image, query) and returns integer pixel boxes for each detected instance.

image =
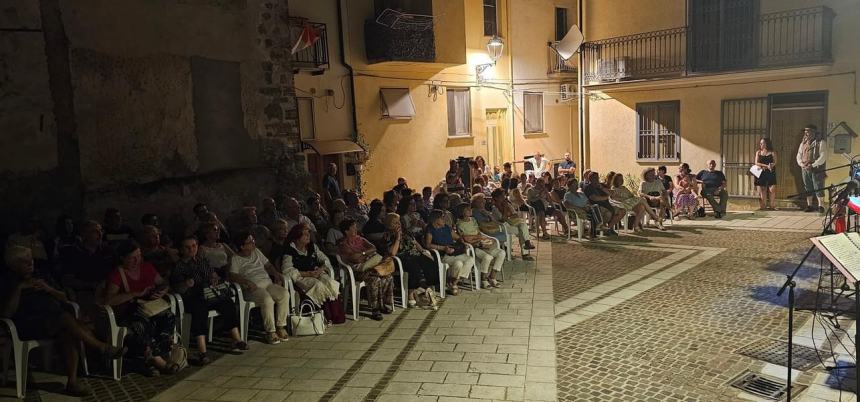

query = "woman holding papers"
[754,137,778,210]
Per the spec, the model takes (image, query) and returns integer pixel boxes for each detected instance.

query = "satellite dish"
[551,25,584,61]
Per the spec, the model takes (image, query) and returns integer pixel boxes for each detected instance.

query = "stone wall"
[0,0,306,237]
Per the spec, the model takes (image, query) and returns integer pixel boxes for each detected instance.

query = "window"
[447,88,471,137]
[483,0,497,36]
[380,88,416,119]
[524,92,544,133]
[555,8,568,41]
[297,97,315,140]
[637,101,680,161]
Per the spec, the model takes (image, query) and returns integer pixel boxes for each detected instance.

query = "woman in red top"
[104,239,178,376]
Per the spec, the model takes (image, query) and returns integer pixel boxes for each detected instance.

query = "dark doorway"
[769,91,827,200]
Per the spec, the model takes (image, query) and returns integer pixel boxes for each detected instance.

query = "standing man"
[696,160,729,218]
[557,152,577,177]
[796,124,827,212]
[322,163,342,211]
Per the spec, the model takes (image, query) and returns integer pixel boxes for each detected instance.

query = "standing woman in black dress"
[755,137,778,210]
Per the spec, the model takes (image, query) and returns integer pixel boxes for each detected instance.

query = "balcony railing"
[548,41,577,74]
[289,18,329,73]
[364,12,435,64]
[582,6,834,84]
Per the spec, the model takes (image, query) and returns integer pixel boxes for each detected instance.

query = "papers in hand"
[749,165,763,178]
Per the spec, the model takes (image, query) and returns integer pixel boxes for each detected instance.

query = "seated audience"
[198,222,235,275]
[379,213,438,308]
[455,203,504,288]
[102,208,135,248]
[60,220,116,290]
[235,206,273,255]
[382,190,399,214]
[362,199,387,242]
[696,160,728,218]
[445,159,465,194]
[425,209,475,295]
[639,168,671,221]
[508,178,527,211]
[258,197,284,231]
[344,190,369,230]
[306,195,331,236]
[657,165,675,208]
[584,171,624,235]
[475,155,491,176]
[52,215,79,264]
[281,224,341,319]
[564,178,601,237]
[141,214,172,247]
[139,225,178,277]
[267,219,290,269]
[398,196,426,238]
[526,179,568,238]
[228,232,289,344]
[186,203,230,241]
[421,186,434,211]
[608,173,663,231]
[471,194,507,248]
[338,219,394,321]
[1,246,126,396]
[432,193,455,227]
[674,163,699,219]
[413,192,430,223]
[325,200,347,256]
[104,240,178,376]
[491,189,535,251]
[7,216,50,272]
[171,236,246,365]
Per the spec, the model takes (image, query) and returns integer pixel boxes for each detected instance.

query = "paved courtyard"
[6,211,859,401]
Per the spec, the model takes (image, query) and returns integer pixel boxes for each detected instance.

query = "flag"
[291,23,320,54]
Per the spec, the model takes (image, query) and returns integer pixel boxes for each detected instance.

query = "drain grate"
[729,371,805,400]
[736,338,823,371]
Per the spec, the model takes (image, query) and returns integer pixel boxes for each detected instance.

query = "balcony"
[364,10,435,64]
[548,41,577,74]
[582,6,834,85]
[289,17,329,74]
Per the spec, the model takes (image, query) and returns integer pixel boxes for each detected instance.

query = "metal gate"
[721,97,768,197]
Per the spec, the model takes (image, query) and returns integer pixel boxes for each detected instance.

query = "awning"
[301,139,365,155]
[379,87,415,119]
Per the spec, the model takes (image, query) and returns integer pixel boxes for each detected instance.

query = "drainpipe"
[576,0,586,176]
[507,0,516,163]
[336,0,361,189]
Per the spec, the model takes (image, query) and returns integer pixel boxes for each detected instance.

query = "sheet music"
[814,233,860,280]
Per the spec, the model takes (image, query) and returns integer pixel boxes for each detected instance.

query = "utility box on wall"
[829,121,857,154]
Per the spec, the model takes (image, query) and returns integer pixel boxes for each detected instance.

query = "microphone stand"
[777,200,844,400]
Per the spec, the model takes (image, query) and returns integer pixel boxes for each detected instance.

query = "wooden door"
[770,107,826,199]
[307,154,342,195]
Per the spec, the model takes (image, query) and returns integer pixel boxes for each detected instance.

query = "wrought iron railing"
[548,41,577,74]
[582,6,834,84]
[288,18,329,71]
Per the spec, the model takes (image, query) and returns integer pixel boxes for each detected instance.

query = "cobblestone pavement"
[9,214,858,401]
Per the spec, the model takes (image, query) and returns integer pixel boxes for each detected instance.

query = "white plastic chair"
[335,254,366,320]
[428,249,451,299]
[231,284,256,343]
[97,303,128,381]
[1,303,87,398]
[461,244,482,291]
[391,256,407,309]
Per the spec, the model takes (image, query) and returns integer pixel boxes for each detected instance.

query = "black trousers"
[185,296,239,338]
[398,254,440,289]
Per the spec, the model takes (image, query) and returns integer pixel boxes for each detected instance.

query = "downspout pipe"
[336,0,358,141]
[576,0,586,176]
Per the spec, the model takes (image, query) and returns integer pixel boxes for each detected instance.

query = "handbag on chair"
[289,300,326,336]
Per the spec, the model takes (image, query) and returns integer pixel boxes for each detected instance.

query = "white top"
[229,248,272,288]
[639,180,665,195]
[200,243,230,269]
[525,157,549,178]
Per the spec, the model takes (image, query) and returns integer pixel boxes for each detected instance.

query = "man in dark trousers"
[696,160,728,218]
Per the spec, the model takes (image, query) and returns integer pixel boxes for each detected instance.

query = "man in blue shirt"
[558,152,576,177]
[696,160,728,218]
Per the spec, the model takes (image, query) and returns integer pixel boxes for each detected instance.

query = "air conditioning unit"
[560,84,575,101]
[597,56,631,82]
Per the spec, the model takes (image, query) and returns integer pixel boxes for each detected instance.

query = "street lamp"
[476,35,504,84]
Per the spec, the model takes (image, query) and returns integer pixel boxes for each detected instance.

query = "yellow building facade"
[581,0,860,206]
[342,0,579,198]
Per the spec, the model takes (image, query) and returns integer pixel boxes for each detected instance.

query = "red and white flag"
[291,23,320,54]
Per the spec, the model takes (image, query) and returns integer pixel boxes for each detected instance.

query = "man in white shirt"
[521,151,549,179]
[284,197,318,238]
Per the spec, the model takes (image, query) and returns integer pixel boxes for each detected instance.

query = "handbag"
[168,343,188,371]
[414,288,439,310]
[477,238,496,250]
[374,257,396,276]
[322,295,346,325]
[478,220,501,234]
[119,268,170,318]
[202,282,231,304]
[451,242,467,256]
[289,300,326,336]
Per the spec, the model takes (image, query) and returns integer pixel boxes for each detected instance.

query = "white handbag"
[289,300,326,336]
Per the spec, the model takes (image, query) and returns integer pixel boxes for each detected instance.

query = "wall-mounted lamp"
[476,35,504,84]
